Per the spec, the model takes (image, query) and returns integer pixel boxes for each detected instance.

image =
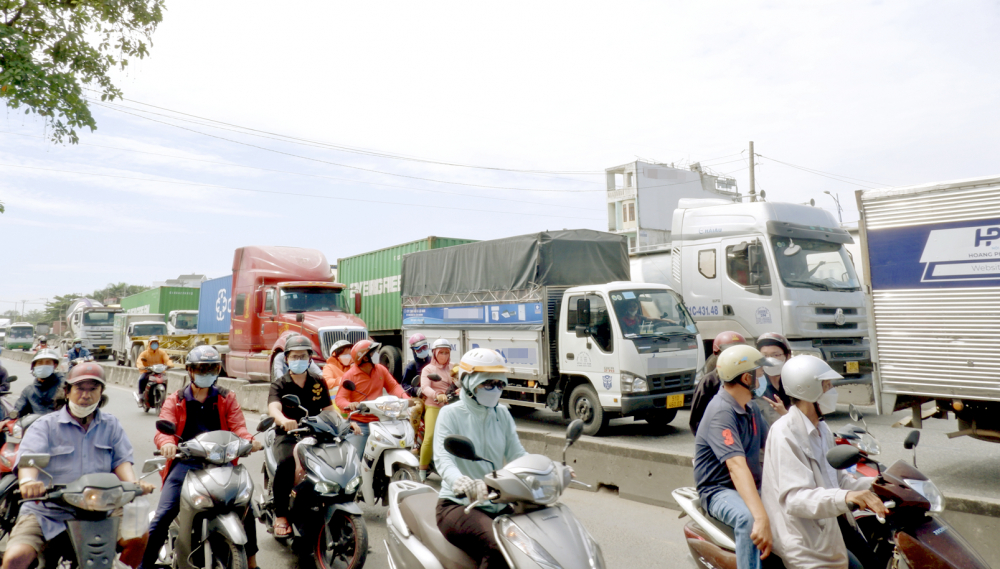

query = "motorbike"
[385,419,606,569]
[827,406,992,569]
[136,364,169,414]
[833,405,882,478]
[256,393,368,569]
[67,355,95,372]
[340,382,421,505]
[0,374,18,420]
[0,413,40,544]
[150,420,256,569]
[14,452,147,569]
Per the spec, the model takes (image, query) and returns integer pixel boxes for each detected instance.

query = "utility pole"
[824,191,843,224]
[748,141,756,202]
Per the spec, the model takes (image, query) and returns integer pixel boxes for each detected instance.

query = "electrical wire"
[756,154,891,189]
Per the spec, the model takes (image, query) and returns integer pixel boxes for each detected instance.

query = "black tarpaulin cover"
[401,229,630,297]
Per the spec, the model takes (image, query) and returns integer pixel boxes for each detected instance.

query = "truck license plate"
[667,394,684,409]
[846,361,859,374]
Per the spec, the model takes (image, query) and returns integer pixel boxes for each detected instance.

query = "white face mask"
[68,400,100,418]
[193,373,218,388]
[475,386,503,408]
[338,353,353,366]
[763,357,785,377]
[817,387,839,415]
[33,365,54,379]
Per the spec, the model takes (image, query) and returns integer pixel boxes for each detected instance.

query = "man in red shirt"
[336,340,409,457]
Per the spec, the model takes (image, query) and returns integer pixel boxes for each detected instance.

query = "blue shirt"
[693,389,767,508]
[16,407,135,539]
[66,348,92,360]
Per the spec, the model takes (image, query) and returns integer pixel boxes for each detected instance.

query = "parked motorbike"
[256,393,367,569]
[0,413,40,544]
[340,382,421,505]
[0,375,18,420]
[151,420,256,569]
[136,364,169,414]
[385,419,606,569]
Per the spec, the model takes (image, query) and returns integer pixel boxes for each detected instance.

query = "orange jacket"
[137,348,176,369]
[322,356,351,390]
[336,363,408,423]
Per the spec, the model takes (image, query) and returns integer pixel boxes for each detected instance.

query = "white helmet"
[31,348,62,366]
[781,355,843,403]
[717,345,770,382]
[458,348,507,380]
[432,338,451,351]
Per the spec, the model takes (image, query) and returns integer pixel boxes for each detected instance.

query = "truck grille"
[815,308,858,315]
[319,329,368,358]
[649,371,696,393]
[818,322,858,330]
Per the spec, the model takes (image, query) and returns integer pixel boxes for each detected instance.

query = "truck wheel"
[643,409,678,429]
[569,384,609,436]
[378,346,403,380]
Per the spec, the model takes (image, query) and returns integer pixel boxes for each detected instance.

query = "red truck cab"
[226,246,368,382]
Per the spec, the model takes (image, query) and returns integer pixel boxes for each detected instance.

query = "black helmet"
[285,335,314,355]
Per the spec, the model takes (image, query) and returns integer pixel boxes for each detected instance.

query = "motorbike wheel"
[390,466,419,483]
[208,533,248,569]
[154,388,164,415]
[315,512,367,569]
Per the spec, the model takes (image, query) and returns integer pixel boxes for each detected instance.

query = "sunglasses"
[481,380,506,390]
[189,364,221,374]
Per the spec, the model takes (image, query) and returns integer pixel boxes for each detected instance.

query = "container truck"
[857,174,1000,443]
[64,299,121,359]
[400,230,704,436]
[113,313,167,366]
[631,199,872,390]
[120,287,200,317]
[197,275,232,335]
[336,236,477,377]
[3,323,34,350]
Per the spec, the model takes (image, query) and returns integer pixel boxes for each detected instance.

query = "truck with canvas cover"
[631,199,871,391]
[336,236,477,377]
[226,246,367,383]
[64,299,121,359]
[857,175,1000,443]
[401,229,704,436]
[113,313,167,366]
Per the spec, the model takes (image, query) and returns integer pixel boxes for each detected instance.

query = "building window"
[624,202,635,222]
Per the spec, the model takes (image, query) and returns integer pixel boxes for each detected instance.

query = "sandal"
[274,518,292,537]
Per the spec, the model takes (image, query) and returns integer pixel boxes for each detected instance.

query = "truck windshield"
[280,287,346,313]
[175,313,198,329]
[83,312,115,326]
[134,324,167,337]
[610,289,698,337]
[771,237,861,291]
[10,327,33,339]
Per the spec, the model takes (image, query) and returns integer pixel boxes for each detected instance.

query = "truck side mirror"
[354,293,362,315]
[575,298,591,338]
[296,313,305,323]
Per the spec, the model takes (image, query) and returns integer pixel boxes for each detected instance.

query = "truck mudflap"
[620,391,692,416]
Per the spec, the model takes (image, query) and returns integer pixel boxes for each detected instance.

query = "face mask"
[151,343,159,351]
[288,360,310,374]
[193,373,218,388]
[33,365,54,379]
[74,343,82,349]
[68,400,100,419]
[763,358,785,377]
[475,385,503,408]
[414,346,429,359]
[754,376,769,398]
[740,373,760,398]
[338,354,353,366]
[817,387,839,415]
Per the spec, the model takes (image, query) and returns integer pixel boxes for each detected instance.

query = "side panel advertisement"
[402,303,545,326]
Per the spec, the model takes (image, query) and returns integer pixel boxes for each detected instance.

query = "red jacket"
[154,385,253,480]
[336,363,408,423]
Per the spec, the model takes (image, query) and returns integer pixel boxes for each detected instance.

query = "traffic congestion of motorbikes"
[0,329,990,569]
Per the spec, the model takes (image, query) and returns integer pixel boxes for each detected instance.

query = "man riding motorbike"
[135,337,179,406]
[0,361,10,394]
[139,345,263,569]
[13,349,64,418]
[267,335,343,539]
[401,334,431,397]
[693,345,777,569]
[418,339,456,481]
[3,363,155,569]
[755,333,793,426]
[761,355,887,569]
[434,348,528,569]
[322,339,354,401]
[689,331,748,434]
[65,338,92,366]
[336,339,410,458]
[271,333,322,379]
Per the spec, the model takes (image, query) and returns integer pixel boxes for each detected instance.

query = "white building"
[606,160,740,252]
[153,274,209,288]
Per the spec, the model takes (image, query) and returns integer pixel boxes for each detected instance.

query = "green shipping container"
[337,237,477,335]
[119,287,200,316]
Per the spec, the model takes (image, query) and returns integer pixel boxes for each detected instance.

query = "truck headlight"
[620,372,648,394]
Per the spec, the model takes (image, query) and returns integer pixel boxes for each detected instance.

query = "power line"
[0,162,605,221]
[756,154,891,189]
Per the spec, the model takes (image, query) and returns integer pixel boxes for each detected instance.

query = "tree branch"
[4,6,23,26]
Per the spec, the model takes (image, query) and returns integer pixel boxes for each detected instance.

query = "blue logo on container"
[602,375,612,389]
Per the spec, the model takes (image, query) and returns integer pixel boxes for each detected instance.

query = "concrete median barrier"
[92,363,271,413]
[0,350,35,364]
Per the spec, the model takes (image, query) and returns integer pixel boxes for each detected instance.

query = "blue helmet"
[186,345,222,366]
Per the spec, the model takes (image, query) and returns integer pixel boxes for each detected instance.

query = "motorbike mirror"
[257,417,275,432]
[18,453,50,469]
[904,430,920,450]
[826,445,863,470]
[444,436,481,461]
[8,376,16,382]
[155,420,177,436]
[142,457,167,473]
[340,381,356,392]
[281,394,302,407]
[849,404,861,422]
[567,419,585,445]
[428,373,442,381]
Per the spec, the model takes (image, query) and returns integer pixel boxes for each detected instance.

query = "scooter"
[833,405,882,478]
[0,413,39,544]
[67,355,95,372]
[828,406,992,569]
[151,420,256,569]
[136,364,169,414]
[256,393,368,569]
[340,382,421,505]
[385,419,606,569]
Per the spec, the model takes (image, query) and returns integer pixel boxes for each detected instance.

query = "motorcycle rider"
[693,345,777,569]
[761,355,887,569]
[32,337,48,352]
[66,338,92,366]
[434,348,527,569]
[401,334,431,397]
[418,339,457,481]
[135,336,179,406]
[756,333,793,425]
[13,349,64,418]
[0,361,10,393]
[4,362,155,569]
[267,335,343,539]
[336,339,410,458]
[689,331,748,434]
[322,339,354,397]
[139,345,263,569]
[271,333,322,379]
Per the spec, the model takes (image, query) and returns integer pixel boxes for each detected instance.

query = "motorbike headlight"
[63,486,127,512]
[570,514,605,569]
[185,476,214,510]
[621,371,648,394]
[345,476,362,494]
[905,479,945,512]
[224,441,241,462]
[860,433,880,456]
[517,472,561,505]
[314,481,341,495]
[498,517,561,569]
[376,400,407,419]
[11,425,22,440]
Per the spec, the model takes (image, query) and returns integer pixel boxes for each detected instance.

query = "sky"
[1,0,998,309]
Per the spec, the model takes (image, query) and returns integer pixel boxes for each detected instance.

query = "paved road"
[0,357,690,569]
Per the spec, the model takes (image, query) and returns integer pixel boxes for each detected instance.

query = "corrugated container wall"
[198,275,233,334]
[337,237,477,334]
[120,287,200,316]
